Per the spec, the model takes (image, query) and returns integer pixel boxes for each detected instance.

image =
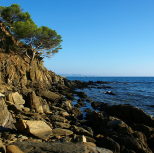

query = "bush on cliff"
[0,4,62,59]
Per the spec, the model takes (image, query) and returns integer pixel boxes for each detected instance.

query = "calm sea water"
[67,77,154,116]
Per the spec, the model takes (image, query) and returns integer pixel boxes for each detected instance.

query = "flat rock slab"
[13,142,113,153]
[52,128,73,136]
[16,120,52,140]
[40,90,61,102]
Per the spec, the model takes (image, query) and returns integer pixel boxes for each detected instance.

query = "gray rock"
[13,142,113,153]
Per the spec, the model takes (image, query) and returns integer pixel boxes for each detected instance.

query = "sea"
[67,77,154,117]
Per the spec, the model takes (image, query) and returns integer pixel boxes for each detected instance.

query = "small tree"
[0,4,62,60]
[13,22,62,59]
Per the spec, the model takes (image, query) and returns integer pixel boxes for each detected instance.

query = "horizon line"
[59,75,154,77]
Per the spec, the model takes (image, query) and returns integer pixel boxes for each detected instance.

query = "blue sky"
[1,0,154,76]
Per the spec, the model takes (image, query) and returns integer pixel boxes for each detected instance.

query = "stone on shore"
[29,91,44,113]
[7,92,25,110]
[13,142,113,153]
[40,90,62,102]
[16,120,52,140]
[52,128,73,136]
[106,104,154,127]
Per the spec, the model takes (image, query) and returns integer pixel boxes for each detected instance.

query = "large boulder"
[16,120,52,140]
[86,111,153,153]
[40,90,62,102]
[7,92,25,110]
[107,117,133,134]
[116,134,152,153]
[106,104,154,127]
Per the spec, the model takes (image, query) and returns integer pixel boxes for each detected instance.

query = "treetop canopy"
[0,4,62,59]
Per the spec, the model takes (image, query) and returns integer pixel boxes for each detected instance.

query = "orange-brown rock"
[16,120,52,140]
[6,145,24,153]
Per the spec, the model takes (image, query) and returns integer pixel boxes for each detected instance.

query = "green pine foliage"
[0,4,62,59]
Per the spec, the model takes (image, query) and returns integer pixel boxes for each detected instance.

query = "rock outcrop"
[0,52,65,90]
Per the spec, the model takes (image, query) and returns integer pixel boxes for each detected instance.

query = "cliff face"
[0,21,65,92]
[0,44,70,131]
[0,52,65,91]
[0,24,71,130]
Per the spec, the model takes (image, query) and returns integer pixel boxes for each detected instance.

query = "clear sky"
[1,0,154,76]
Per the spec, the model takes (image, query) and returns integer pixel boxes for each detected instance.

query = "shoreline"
[69,79,154,117]
[0,52,153,152]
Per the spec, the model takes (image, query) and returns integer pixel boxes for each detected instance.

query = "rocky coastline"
[0,27,153,153]
[0,54,153,153]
